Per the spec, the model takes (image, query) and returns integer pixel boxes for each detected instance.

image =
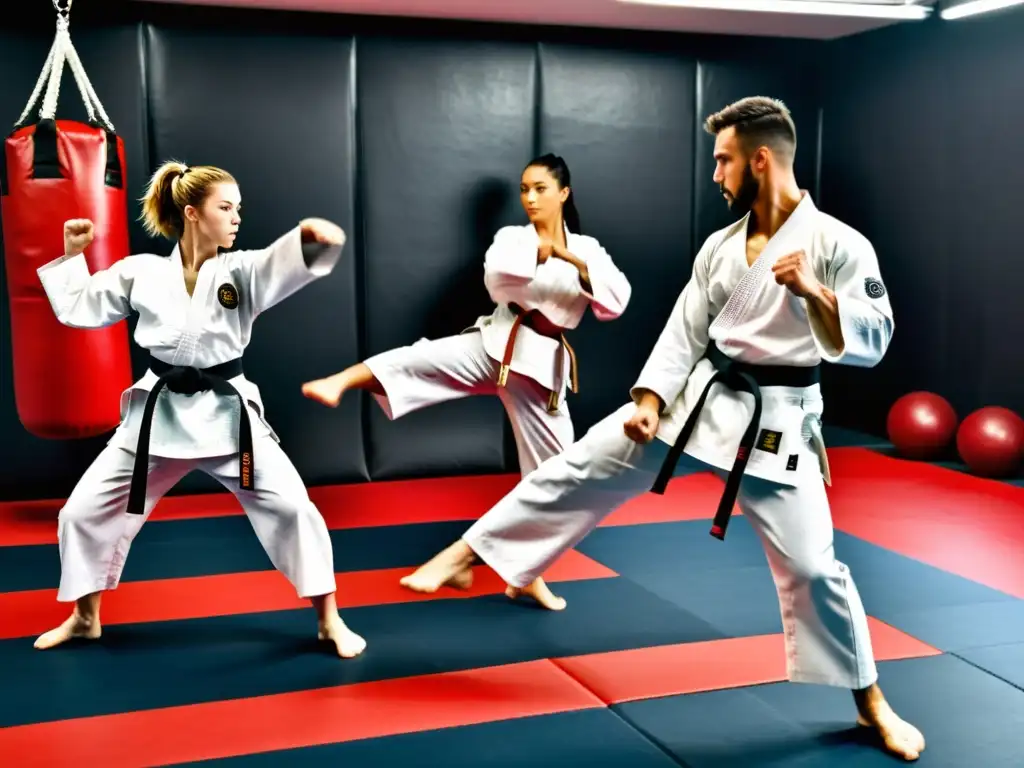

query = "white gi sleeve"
[629,239,713,411]
[240,226,344,315]
[483,226,537,304]
[810,232,894,367]
[575,236,632,321]
[36,252,136,328]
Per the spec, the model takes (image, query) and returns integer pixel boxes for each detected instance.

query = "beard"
[721,163,759,217]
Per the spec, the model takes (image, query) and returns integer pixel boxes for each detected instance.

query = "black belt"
[126,355,254,516]
[650,341,820,541]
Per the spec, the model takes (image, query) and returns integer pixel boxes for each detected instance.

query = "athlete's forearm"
[634,388,667,415]
[807,285,844,353]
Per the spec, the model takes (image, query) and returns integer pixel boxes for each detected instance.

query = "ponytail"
[139,159,236,241]
[562,189,581,235]
[140,160,187,239]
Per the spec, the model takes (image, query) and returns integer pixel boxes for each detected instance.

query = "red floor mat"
[0,660,604,767]
[0,471,731,548]
[826,448,1024,598]
[0,618,940,767]
[551,616,940,704]
[5,447,1021,601]
[0,550,616,640]
[0,474,522,547]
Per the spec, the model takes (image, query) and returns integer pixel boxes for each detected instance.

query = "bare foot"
[301,374,347,408]
[855,685,925,761]
[318,615,367,659]
[34,611,102,650]
[505,577,566,611]
[400,540,476,594]
[445,568,474,590]
[402,565,473,593]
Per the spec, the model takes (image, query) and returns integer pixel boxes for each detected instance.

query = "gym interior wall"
[2,1,1020,500]
[818,11,1024,438]
[0,1,822,500]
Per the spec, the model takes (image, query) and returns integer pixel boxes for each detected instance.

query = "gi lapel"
[710,195,817,336]
[166,245,218,367]
[187,259,217,336]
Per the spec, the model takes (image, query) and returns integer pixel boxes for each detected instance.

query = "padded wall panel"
[357,35,536,480]
[821,26,951,434]
[826,12,1024,431]
[145,21,365,491]
[535,42,697,437]
[928,16,1024,420]
[0,21,150,500]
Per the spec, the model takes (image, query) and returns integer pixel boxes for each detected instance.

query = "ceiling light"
[618,0,932,20]
[940,0,1023,18]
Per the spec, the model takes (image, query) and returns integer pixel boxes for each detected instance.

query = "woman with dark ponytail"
[531,154,582,235]
[303,153,631,610]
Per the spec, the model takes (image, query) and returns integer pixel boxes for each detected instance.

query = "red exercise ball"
[886,391,958,460]
[956,406,1024,478]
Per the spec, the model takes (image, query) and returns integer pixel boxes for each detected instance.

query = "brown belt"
[497,304,578,413]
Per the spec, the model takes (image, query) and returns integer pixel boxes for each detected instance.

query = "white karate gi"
[36,227,342,603]
[463,195,894,690]
[364,223,631,476]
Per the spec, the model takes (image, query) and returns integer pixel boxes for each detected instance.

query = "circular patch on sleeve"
[864,277,886,299]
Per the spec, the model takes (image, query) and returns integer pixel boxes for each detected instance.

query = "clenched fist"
[623,401,660,444]
[64,218,94,256]
[300,218,346,247]
[772,249,822,300]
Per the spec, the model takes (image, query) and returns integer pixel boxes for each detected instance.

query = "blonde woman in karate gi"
[32,160,366,660]
[399,99,925,761]
[302,154,632,610]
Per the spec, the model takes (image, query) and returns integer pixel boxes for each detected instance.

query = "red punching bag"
[1,8,134,439]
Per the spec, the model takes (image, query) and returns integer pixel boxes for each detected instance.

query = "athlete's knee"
[58,481,106,531]
[272,492,329,537]
[551,432,644,494]
[779,550,848,592]
[57,498,89,533]
[580,407,646,462]
[267,492,309,523]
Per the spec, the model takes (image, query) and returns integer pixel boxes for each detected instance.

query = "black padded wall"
[534,42,697,436]
[0,2,824,499]
[357,35,536,480]
[820,11,1024,435]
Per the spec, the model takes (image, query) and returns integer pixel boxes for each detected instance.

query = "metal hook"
[52,0,72,32]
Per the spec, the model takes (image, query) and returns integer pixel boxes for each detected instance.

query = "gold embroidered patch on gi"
[218,283,239,310]
[756,428,782,454]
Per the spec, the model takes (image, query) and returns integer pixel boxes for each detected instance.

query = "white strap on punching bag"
[15,0,116,133]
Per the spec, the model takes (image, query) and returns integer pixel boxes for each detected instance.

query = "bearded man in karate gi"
[400,96,925,761]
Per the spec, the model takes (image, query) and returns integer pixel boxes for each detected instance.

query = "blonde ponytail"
[139,160,236,240]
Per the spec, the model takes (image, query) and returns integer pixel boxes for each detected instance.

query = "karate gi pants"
[55,435,337,603]
[463,402,878,691]
[364,332,575,476]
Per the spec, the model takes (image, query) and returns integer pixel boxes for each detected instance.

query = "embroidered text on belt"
[126,355,254,516]
[497,303,578,413]
[649,341,820,541]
